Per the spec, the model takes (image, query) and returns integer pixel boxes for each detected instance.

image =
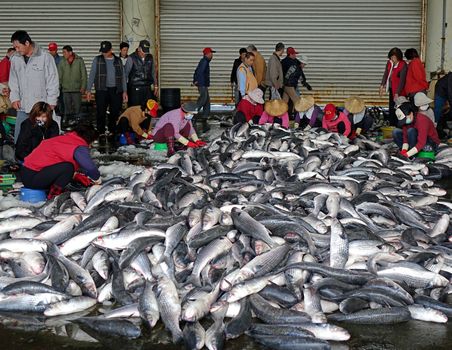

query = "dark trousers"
[117,117,151,135]
[95,88,122,134]
[197,86,210,119]
[21,162,75,189]
[128,86,156,107]
[153,123,191,143]
[233,111,260,124]
[388,88,397,126]
[337,122,348,135]
[392,128,437,150]
[348,115,374,133]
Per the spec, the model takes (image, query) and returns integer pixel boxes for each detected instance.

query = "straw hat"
[264,99,288,116]
[344,96,365,114]
[248,88,264,104]
[146,99,159,117]
[294,95,315,112]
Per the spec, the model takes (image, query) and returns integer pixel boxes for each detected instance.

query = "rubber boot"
[167,137,176,157]
[47,184,64,200]
[201,118,211,133]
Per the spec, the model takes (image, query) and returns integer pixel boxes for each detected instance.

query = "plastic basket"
[154,142,168,151]
[416,151,435,160]
[380,126,395,139]
[20,187,47,203]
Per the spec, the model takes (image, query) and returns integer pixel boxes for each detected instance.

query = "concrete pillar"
[425,0,452,77]
[122,0,156,57]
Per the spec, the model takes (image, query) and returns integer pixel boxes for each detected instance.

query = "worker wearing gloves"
[322,103,351,137]
[117,99,158,145]
[344,96,373,139]
[21,124,100,200]
[293,95,323,130]
[152,101,207,157]
[393,102,440,159]
[233,88,264,125]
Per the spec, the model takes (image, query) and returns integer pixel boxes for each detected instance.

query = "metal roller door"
[0,0,121,74]
[159,0,423,105]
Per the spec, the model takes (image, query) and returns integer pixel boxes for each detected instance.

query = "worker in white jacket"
[9,30,59,142]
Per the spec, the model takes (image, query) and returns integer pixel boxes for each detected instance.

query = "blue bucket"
[20,188,47,203]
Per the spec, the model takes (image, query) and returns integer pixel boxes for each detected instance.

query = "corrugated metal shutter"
[160,0,422,105]
[0,0,121,74]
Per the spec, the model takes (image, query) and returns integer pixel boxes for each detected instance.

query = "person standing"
[404,48,429,99]
[119,42,129,66]
[0,48,16,83]
[266,42,285,99]
[379,47,407,126]
[86,41,128,137]
[434,72,452,125]
[9,30,59,142]
[48,42,61,66]
[193,47,215,133]
[247,45,267,93]
[230,48,247,105]
[282,47,303,116]
[58,45,87,127]
[124,40,158,108]
[237,52,258,100]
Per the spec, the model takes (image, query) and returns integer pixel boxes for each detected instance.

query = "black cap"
[181,102,199,114]
[138,40,151,53]
[99,41,112,53]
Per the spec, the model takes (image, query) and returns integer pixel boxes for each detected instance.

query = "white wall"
[425,0,452,77]
[122,0,155,56]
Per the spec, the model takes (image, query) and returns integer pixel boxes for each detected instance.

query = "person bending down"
[259,99,290,129]
[152,102,207,157]
[393,102,440,158]
[233,88,264,125]
[343,96,373,139]
[21,124,100,199]
[116,99,158,144]
[322,103,351,137]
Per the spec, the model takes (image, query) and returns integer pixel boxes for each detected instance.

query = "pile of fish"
[0,123,452,349]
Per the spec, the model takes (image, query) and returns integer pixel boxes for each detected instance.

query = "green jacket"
[58,54,87,92]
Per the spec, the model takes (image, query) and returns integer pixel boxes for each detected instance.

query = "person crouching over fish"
[293,95,323,130]
[21,124,100,199]
[116,99,158,145]
[152,101,207,157]
[344,96,373,139]
[259,99,290,128]
[393,101,440,159]
[233,88,264,125]
[322,103,351,137]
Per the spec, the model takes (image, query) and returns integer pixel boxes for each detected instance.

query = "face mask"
[405,117,412,125]
[184,113,194,120]
[36,119,45,127]
[419,105,429,111]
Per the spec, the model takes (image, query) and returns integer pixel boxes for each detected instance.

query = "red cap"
[323,103,337,121]
[287,47,298,55]
[48,42,58,51]
[203,47,216,55]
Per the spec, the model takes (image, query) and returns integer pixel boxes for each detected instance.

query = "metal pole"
[440,0,447,72]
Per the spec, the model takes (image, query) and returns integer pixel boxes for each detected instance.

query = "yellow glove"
[402,143,409,151]
[191,134,199,142]
[177,136,189,146]
[293,122,299,129]
[406,147,419,158]
[356,127,362,135]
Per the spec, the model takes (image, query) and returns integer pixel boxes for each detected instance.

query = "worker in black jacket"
[434,72,452,125]
[15,101,59,162]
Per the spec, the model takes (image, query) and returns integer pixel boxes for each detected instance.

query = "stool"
[20,187,47,203]
[154,142,168,151]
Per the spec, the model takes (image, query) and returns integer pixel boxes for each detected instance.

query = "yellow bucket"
[380,126,395,139]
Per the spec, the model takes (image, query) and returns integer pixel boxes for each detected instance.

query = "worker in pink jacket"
[322,103,351,137]
[259,99,290,128]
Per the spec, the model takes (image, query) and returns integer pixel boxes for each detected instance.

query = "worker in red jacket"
[392,102,440,158]
[322,103,351,137]
[404,48,429,98]
[233,88,264,124]
[22,124,101,199]
[0,48,15,83]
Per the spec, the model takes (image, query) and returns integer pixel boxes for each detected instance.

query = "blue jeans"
[393,128,437,150]
[14,110,29,143]
[434,95,447,124]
